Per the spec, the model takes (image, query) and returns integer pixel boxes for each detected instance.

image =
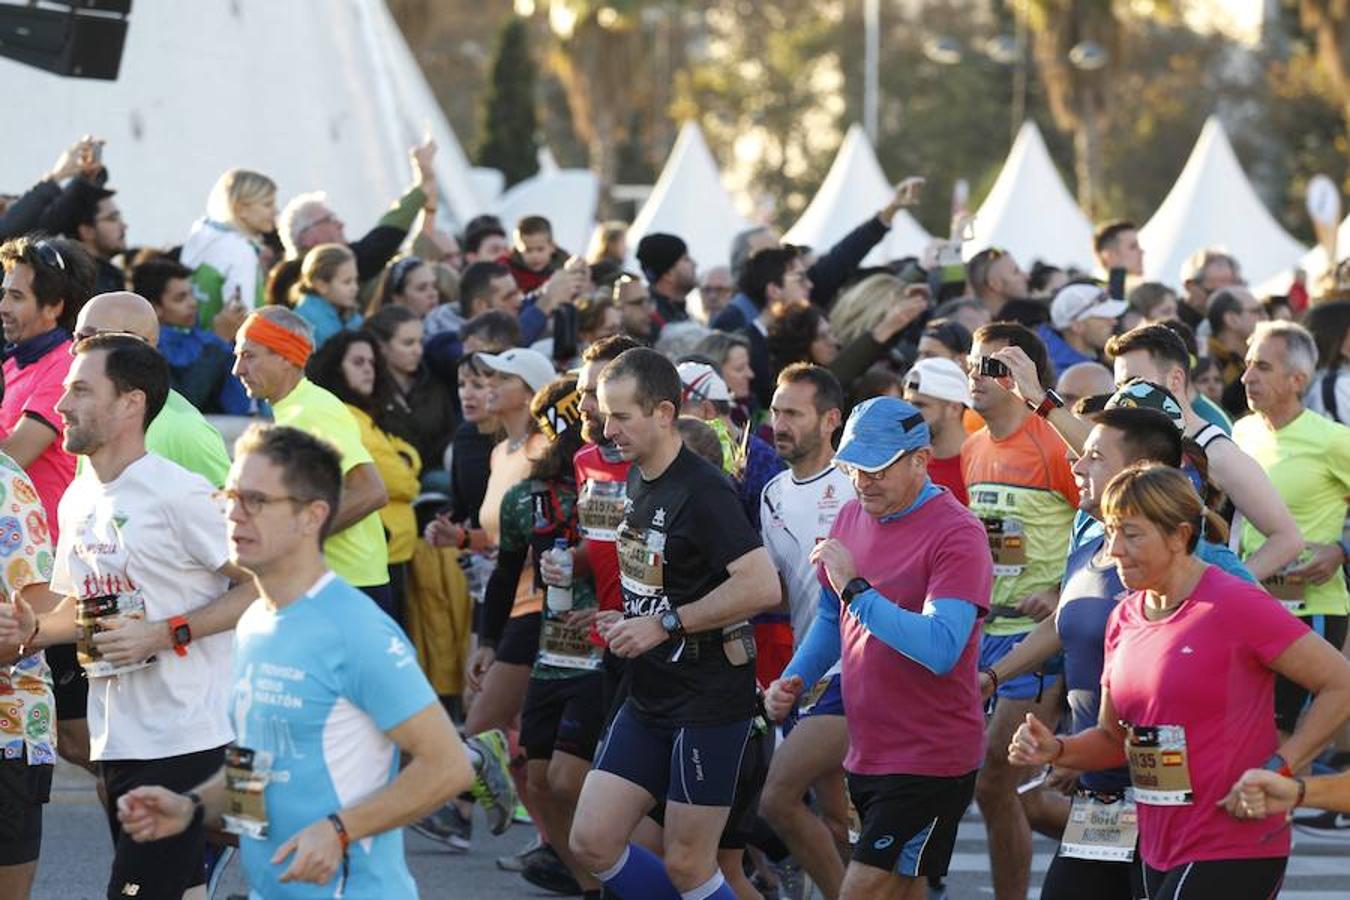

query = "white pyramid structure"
[1256,213,1349,296]
[494,165,600,255]
[963,121,1096,271]
[627,122,749,271]
[1140,116,1306,288]
[0,0,483,246]
[785,125,931,265]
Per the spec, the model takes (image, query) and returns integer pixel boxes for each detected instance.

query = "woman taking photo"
[180,167,277,329]
[1009,463,1350,899]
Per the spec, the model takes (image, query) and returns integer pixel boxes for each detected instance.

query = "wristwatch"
[841,577,872,606]
[659,609,685,640]
[1028,389,1065,418]
[169,615,192,657]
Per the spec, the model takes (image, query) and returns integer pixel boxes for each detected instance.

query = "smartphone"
[979,356,1009,378]
[1108,267,1126,300]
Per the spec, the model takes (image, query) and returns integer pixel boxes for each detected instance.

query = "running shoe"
[1291,810,1350,843]
[521,843,583,895]
[497,833,547,872]
[467,728,518,836]
[513,800,533,825]
[410,802,472,851]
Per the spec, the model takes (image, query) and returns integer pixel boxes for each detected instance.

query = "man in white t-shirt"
[0,333,256,900]
[756,364,853,900]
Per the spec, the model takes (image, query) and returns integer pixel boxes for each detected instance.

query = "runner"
[231,306,392,610]
[962,323,1076,900]
[568,347,778,900]
[756,363,852,900]
[0,334,257,900]
[1009,464,1350,900]
[113,424,479,898]
[765,395,992,900]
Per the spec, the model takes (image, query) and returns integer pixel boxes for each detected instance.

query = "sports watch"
[169,615,192,657]
[841,577,872,606]
[1028,389,1065,418]
[659,609,685,640]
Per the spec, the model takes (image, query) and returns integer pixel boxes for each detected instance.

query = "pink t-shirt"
[828,490,992,776]
[1,344,74,545]
[1103,565,1306,870]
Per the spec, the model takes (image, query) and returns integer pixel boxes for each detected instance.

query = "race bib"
[616,524,664,601]
[1125,725,1193,805]
[538,612,602,671]
[981,516,1027,576]
[75,592,156,678]
[222,743,271,839]
[1262,568,1305,612]
[1059,792,1138,861]
[577,481,626,542]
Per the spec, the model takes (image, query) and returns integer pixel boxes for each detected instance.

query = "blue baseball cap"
[834,397,931,472]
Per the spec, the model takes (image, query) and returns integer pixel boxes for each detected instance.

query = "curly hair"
[305,330,396,431]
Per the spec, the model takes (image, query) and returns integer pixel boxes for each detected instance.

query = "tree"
[475,17,541,187]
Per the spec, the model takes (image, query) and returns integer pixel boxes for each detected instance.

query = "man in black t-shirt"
[568,348,778,900]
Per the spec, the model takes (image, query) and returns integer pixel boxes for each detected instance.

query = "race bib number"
[577,481,626,542]
[75,592,156,678]
[1262,568,1305,612]
[1059,793,1138,861]
[981,516,1027,576]
[616,525,664,600]
[222,744,271,839]
[538,611,602,671]
[1126,725,1193,805]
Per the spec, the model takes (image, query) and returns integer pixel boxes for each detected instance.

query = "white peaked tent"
[1140,117,1306,288]
[627,122,749,271]
[785,124,931,265]
[964,121,1095,270]
[494,166,600,254]
[1256,214,1349,296]
[0,0,482,246]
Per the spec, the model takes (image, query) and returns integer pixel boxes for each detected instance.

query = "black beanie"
[636,233,687,284]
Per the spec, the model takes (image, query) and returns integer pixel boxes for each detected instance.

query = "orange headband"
[239,314,312,367]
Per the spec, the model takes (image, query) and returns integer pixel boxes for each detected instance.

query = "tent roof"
[0,0,482,247]
[1255,214,1349,296]
[627,121,748,272]
[785,124,930,265]
[963,121,1095,271]
[1139,116,1306,288]
[494,168,599,256]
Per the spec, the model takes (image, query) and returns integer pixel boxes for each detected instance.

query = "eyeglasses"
[69,329,151,355]
[212,489,315,517]
[34,240,66,272]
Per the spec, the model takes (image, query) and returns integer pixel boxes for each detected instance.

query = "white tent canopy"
[0,0,482,247]
[1256,214,1349,296]
[963,121,1096,271]
[1139,116,1306,289]
[627,121,749,272]
[785,124,930,265]
[494,167,599,255]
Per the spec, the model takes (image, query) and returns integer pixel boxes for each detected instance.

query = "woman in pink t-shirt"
[1009,464,1350,899]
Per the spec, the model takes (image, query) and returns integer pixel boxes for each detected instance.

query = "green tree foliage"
[475,17,541,187]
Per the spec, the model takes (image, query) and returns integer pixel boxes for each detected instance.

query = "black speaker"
[0,2,130,80]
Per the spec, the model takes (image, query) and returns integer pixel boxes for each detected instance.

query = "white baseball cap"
[676,361,732,404]
[903,357,972,406]
[477,348,556,393]
[1050,283,1128,329]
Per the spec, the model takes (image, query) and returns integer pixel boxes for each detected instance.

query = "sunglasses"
[69,329,150,355]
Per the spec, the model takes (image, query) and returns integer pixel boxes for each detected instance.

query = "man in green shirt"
[74,292,231,486]
[231,306,392,611]
[1235,320,1350,738]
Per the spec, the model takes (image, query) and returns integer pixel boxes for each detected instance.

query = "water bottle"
[545,538,574,613]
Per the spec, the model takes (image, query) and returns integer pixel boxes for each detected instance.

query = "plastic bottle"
[545,538,573,612]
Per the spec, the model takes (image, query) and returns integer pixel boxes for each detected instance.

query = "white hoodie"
[179,218,263,326]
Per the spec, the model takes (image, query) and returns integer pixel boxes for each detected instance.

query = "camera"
[979,356,1009,378]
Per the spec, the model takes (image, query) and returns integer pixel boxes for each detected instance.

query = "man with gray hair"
[278,139,438,287]
[1235,321,1350,778]
[1178,247,1241,332]
[231,307,392,611]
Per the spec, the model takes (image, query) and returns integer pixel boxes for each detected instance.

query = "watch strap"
[1031,389,1065,418]
[841,578,871,605]
[169,615,191,657]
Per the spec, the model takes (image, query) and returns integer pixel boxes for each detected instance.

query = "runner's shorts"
[1275,614,1348,733]
[520,672,605,761]
[0,760,52,866]
[846,770,977,877]
[495,612,543,666]
[593,699,752,807]
[980,633,1063,700]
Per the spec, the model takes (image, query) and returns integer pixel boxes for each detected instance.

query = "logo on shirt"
[387,636,414,668]
[1180,646,1194,655]
[652,507,666,528]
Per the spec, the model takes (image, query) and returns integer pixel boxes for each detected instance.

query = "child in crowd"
[133,256,250,415]
[292,243,361,351]
[508,215,567,293]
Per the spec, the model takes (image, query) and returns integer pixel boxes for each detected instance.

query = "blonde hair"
[1101,463,1204,552]
[829,273,906,345]
[586,221,628,264]
[291,243,355,305]
[207,168,277,230]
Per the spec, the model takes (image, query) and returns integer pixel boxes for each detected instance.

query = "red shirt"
[1103,566,1306,870]
[574,443,630,645]
[1,341,74,544]
[926,453,967,506]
